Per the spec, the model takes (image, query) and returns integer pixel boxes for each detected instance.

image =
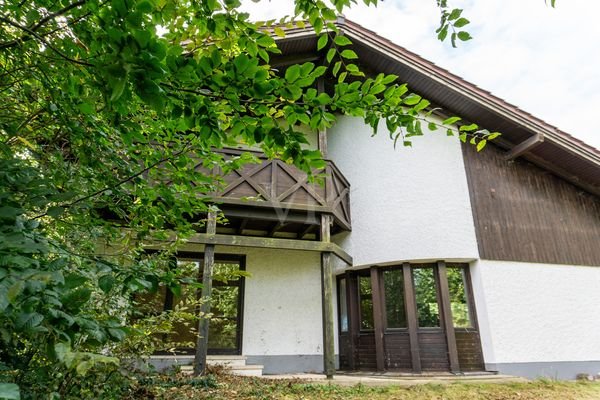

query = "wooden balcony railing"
[207,148,351,232]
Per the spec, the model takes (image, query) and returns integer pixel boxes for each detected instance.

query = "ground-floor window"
[138,253,245,355]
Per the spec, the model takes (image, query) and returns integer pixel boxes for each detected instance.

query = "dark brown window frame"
[145,252,246,356]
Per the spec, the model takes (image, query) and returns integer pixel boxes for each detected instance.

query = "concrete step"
[207,355,248,368]
[181,363,264,377]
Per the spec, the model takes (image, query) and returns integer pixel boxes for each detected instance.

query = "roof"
[271,18,600,197]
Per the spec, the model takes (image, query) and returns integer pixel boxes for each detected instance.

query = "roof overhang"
[272,18,600,197]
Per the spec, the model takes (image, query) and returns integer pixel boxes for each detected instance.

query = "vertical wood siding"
[418,331,450,371]
[455,330,485,371]
[462,143,600,266]
[383,332,412,370]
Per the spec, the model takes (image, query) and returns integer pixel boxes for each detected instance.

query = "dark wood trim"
[436,261,460,373]
[194,211,217,375]
[237,218,247,235]
[402,263,421,373]
[505,132,544,160]
[151,232,352,265]
[346,271,359,370]
[370,267,385,371]
[297,224,315,239]
[320,215,335,378]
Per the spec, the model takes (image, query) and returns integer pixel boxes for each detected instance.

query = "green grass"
[126,371,600,400]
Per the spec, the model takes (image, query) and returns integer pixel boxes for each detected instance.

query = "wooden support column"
[402,263,422,373]
[193,211,217,376]
[320,214,335,378]
[346,272,359,370]
[370,267,385,371]
[437,261,460,373]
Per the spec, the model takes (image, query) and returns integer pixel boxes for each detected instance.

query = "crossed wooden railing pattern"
[206,148,351,231]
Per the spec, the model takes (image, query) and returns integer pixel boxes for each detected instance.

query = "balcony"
[207,148,351,239]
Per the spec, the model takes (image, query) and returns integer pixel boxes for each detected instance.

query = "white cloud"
[241,0,600,149]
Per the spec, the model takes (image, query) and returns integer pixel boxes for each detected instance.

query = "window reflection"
[413,267,440,328]
[447,266,472,328]
[383,269,406,328]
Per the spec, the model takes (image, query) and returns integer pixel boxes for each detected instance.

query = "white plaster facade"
[327,116,479,268]
[471,260,600,367]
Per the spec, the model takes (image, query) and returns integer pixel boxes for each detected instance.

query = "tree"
[0,0,501,397]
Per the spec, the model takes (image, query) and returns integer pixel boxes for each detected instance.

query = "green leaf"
[109,77,127,102]
[448,8,463,21]
[0,383,20,400]
[273,27,286,37]
[285,65,301,83]
[317,34,328,51]
[15,312,44,331]
[454,18,470,28]
[98,275,115,293]
[333,35,352,46]
[332,61,341,77]
[428,122,438,131]
[476,139,487,152]
[340,49,358,59]
[459,123,478,132]
[442,116,461,125]
[457,31,473,41]
[414,99,430,112]
[437,25,448,42]
[312,66,327,78]
[403,93,421,106]
[382,74,398,84]
[487,132,501,140]
[77,102,95,115]
[326,48,336,63]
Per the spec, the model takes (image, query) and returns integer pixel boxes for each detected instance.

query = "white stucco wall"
[472,259,600,365]
[241,247,324,356]
[182,246,326,357]
[327,116,479,267]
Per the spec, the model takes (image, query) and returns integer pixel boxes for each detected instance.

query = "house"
[149,18,600,380]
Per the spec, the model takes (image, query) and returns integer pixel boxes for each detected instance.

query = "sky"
[240,0,600,150]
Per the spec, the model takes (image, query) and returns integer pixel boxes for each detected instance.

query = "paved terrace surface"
[261,372,528,387]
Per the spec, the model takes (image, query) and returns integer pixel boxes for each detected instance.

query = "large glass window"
[138,255,244,353]
[447,266,473,328]
[413,267,440,328]
[358,275,374,330]
[383,269,407,328]
[338,278,349,332]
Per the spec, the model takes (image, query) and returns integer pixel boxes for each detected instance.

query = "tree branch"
[30,0,88,31]
[33,143,194,219]
[0,15,93,67]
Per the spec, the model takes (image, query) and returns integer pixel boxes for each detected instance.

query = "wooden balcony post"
[193,210,217,376]
[320,214,335,378]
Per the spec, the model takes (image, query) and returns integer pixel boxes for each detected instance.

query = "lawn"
[124,370,600,400]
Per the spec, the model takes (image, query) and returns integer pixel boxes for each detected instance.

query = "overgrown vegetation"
[123,370,600,400]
